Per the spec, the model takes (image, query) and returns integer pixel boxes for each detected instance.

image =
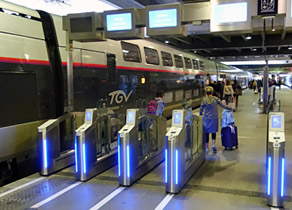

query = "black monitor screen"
[70,17,92,33]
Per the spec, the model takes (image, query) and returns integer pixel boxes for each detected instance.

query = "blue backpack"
[221,110,234,128]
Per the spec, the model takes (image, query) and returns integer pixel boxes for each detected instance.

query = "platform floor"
[0,87,292,210]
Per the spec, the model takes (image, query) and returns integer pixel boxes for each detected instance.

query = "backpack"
[221,110,234,128]
[147,99,158,115]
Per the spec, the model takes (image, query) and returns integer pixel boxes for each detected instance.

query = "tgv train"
[0,1,251,184]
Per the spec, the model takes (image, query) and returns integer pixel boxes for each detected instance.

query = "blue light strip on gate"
[267,157,271,195]
[83,143,86,174]
[281,158,285,197]
[175,149,178,185]
[74,136,78,172]
[118,134,121,177]
[127,145,130,178]
[165,149,168,183]
[43,139,48,169]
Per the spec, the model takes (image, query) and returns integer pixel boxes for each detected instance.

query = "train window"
[144,47,159,65]
[121,41,141,63]
[161,51,173,66]
[199,61,205,70]
[184,57,192,69]
[192,59,199,70]
[174,54,183,68]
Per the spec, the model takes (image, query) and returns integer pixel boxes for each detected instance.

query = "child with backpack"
[147,91,165,116]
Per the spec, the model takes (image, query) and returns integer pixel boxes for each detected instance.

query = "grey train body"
[0,1,252,185]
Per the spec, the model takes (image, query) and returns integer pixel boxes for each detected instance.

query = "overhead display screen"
[214,2,248,24]
[106,13,132,31]
[271,115,281,129]
[149,8,177,28]
[173,113,182,125]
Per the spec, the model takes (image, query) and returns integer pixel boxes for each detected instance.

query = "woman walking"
[200,86,233,152]
[223,80,234,105]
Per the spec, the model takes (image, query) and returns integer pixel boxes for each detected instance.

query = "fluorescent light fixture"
[290,0,292,18]
[5,0,120,16]
[118,134,121,177]
[43,139,48,169]
[246,34,252,40]
[165,149,168,183]
[83,143,86,174]
[127,145,130,178]
[106,13,132,32]
[75,136,78,172]
[281,158,285,197]
[149,8,177,28]
[214,2,248,24]
[222,60,292,65]
[175,149,178,185]
[267,157,271,195]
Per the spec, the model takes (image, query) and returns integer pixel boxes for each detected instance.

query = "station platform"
[0,87,292,210]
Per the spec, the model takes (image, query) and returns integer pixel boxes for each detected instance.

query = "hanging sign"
[257,0,278,16]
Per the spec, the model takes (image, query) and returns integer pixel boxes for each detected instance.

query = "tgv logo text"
[108,90,132,104]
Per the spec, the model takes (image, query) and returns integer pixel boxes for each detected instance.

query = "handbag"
[235,88,242,96]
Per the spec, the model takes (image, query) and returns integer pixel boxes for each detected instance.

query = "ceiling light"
[165,40,169,44]
[252,48,257,51]
[288,47,292,50]
[246,34,252,40]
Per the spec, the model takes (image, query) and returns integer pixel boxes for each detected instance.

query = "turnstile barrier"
[75,104,124,181]
[267,112,285,208]
[165,109,205,193]
[38,113,75,176]
[118,109,167,186]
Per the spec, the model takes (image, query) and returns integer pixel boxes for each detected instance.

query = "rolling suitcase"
[221,126,238,150]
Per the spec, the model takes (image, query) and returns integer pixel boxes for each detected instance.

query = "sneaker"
[212,146,217,152]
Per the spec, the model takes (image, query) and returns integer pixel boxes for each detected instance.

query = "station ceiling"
[106,0,292,74]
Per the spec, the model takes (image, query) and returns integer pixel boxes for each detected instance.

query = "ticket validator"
[75,108,117,181]
[118,108,166,186]
[118,109,139,186]
[165,109,186,193]
[267,112,285,207]
[165,109,205,193]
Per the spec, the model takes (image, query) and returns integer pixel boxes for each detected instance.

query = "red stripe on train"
[0,56,206,75]
[0,56,50,65]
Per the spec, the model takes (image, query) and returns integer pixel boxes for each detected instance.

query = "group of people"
[208,80,242,109]
[147,79,242,153]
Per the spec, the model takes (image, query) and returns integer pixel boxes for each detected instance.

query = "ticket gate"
[267,112,285,207]
[75,104,124,181]
[38,113,75,176]
[165,109,205,193]
[118,109,167,186]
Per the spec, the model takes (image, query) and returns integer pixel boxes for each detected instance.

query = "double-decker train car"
[0,1,251,185]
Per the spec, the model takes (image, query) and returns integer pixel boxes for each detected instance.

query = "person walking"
[223,80,234,105]
[200,86,233,153]
[232,79,242,110]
